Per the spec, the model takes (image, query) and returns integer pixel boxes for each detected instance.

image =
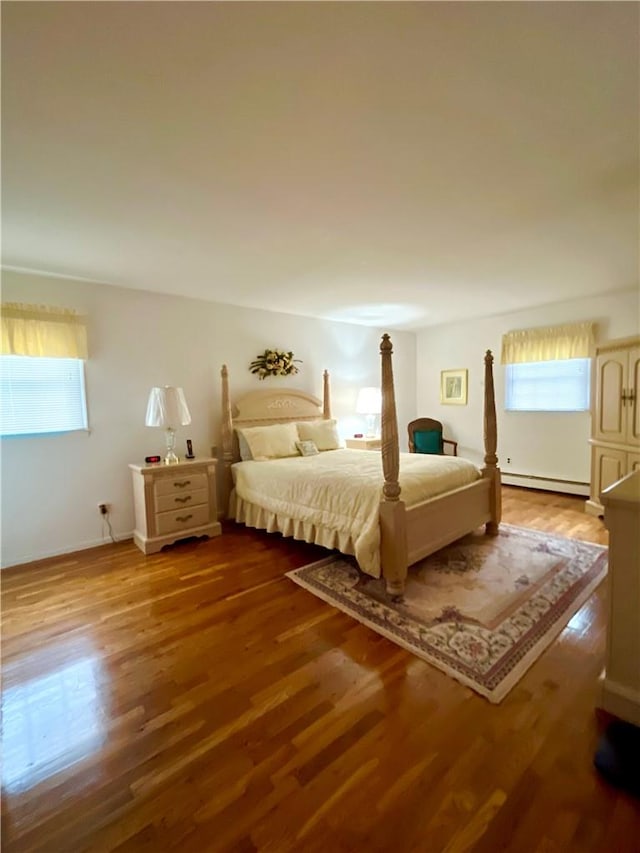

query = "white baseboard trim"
[1,531,134,570]
[598,675,640,726]
[501,473,589,497]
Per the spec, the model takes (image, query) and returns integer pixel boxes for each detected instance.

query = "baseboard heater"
[501,472,589,497]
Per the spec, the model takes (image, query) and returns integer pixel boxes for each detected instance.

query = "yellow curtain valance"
[1,303,88,359]
[501,321,595,365]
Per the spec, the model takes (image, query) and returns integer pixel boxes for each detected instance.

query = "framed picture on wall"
[440,368,468,405]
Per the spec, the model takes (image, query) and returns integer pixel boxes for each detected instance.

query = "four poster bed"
[220,334,501,596]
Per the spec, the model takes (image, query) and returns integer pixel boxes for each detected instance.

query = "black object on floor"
[594,719,640,798]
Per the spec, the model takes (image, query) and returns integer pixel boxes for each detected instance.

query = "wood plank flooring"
[2,487,638,852]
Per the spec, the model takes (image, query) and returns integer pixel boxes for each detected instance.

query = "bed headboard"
[220,364,332,471]
[233,387,324,428]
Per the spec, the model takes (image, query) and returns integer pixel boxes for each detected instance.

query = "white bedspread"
[231,449,481,577]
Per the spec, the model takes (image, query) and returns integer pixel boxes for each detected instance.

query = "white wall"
[416,289,639,487]
[1,270,416,567]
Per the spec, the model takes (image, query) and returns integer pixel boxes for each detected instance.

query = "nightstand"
[129,458,221,554]
[345,437,382,450]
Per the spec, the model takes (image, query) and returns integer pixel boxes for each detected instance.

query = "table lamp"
[145,386,191,464]
[356,386,382,437]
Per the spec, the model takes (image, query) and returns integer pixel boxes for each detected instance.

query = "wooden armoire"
[586,336,640,516]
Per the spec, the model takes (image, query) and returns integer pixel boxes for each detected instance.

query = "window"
[0,356,88,436]
[505,358,590,412]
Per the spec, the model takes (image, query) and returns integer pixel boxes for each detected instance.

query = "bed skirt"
[230,491,358,562]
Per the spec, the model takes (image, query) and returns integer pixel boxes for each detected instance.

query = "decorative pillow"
[296,418,341,451]
[414,429,442,454]
[238,422,300,461]
[296,439,319,457]
[236,430,253,461]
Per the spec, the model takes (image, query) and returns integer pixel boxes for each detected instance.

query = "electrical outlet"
[506,457,511,464]
[98,503,109,515]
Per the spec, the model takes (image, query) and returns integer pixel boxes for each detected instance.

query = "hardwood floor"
[2,487,637,852]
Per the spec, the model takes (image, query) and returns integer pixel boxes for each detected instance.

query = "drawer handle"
[173,480,191,489]
[176,514,193,524]
[174,495,192,504]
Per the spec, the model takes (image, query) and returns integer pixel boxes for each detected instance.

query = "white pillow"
[296,419,341,451]
[238,422,300,461]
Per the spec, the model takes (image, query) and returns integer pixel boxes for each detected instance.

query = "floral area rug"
[286,524,607,703]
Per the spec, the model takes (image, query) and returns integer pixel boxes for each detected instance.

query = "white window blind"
[1,356,88,436]
[505,358,590,412]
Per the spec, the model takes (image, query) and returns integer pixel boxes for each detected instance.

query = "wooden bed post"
[220,364,234,516]
[379,334,408,597]
[482,350,501,535]
[323,369,331,420]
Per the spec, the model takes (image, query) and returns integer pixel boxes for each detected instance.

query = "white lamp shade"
[145,386,192,428]
[356,386,382,415]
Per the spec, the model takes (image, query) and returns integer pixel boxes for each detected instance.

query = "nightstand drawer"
[155,488,209,514]
[156,503,211,536]
[154,472,208,497]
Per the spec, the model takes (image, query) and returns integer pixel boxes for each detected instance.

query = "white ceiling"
[2,2,638,330]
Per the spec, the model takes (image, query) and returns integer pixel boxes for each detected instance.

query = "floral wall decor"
[249,349,302,380]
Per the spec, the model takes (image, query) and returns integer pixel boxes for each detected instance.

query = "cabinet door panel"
[628,452,640,474]
[593,446,627,500]
[628,346,640,447]
[594,354,625,442]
